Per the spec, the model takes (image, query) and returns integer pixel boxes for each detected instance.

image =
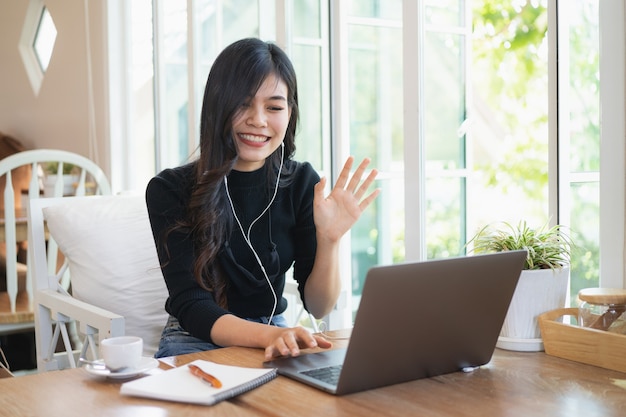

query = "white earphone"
[224,142,285,325]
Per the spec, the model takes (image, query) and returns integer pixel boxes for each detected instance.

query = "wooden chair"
[0,149,111,339]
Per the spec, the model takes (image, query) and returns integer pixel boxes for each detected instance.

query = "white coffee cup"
[100,336,143,371]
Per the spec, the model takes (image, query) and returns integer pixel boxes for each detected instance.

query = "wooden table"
[1,332,626,417]
[0,208,32,327]
[0,208,28,243]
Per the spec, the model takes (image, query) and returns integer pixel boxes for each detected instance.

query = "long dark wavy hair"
[180,38,299,307]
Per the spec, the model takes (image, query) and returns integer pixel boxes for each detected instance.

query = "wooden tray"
[538,307,626,373]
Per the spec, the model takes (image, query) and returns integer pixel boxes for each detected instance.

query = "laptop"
[264,250,526,395]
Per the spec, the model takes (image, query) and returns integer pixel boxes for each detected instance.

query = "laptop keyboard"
[301,364,343,385]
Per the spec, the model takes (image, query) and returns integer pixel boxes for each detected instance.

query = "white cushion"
[43,195,168,357]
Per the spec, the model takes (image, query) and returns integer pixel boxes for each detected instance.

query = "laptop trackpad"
[264,349,348,393]
[265,348,347,372]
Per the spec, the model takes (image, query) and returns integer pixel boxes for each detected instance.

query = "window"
[19,0,57,95]
[111,0,624,328]
[558,1,601,298]
[33,6,56,72]
[343,1,403,310]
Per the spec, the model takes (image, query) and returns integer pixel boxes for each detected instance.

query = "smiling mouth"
[239,133,269,143]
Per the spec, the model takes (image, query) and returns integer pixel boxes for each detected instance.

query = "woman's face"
[231,74,291,171]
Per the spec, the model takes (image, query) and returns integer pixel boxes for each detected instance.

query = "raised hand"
[313,156,380,243]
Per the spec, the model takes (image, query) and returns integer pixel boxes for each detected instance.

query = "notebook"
[264,250,526,395]
[120,359,277,405]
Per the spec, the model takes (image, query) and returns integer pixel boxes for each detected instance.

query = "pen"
[188,364,223,388]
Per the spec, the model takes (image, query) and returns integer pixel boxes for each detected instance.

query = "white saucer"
[84,357,159,379]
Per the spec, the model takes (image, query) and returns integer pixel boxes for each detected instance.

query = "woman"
[146,38,379,360]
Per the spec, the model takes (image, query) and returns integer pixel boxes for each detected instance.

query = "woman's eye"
[268,106,284,111]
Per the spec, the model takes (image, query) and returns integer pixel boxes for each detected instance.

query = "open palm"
[313,157,380,242]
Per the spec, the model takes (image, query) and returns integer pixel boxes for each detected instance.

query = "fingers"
[264,328,310,360]
[313,156,379,242]
[356,167,380,210]
[313,334,333,349]
[346,157,372,194]
[314,176,327,201]
[359,187,381,211]
[265,334,301,360]
[264,328,331,360]
[331,156,378,196]
[333,156,355,190]
[354,167,378,200]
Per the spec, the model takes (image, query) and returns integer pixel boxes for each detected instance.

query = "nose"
[246,105,267,127]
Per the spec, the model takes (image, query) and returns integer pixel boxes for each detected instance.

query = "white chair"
[29,194,318,372]
[29,195,169,371]
[0,149,111,340]
[283,280,320,332]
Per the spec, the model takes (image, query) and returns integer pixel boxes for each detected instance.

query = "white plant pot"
[496,267,569,352]
[43,174,79,197]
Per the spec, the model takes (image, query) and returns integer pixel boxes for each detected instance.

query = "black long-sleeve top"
[145,160,319,343]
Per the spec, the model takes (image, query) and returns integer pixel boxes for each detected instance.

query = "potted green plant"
[467,221,574,352]
[43,162,78,176]
[42,162,79,196]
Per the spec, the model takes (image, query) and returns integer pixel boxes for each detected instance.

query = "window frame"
[106,0,626,329]
[596,0,625,288]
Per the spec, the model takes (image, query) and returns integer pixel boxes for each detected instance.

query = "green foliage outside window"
[468,0,600,302]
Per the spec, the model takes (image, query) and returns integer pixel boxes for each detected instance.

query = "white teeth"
[240,133,268,142]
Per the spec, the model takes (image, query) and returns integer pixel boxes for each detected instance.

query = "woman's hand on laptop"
[264,327,332,360]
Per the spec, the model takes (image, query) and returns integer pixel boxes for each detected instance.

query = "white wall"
[0,0,111,182]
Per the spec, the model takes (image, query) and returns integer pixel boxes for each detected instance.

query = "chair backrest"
[29,195,169,371]
[0,149,111,335]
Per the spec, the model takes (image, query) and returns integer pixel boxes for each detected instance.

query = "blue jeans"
[154,314,288,358]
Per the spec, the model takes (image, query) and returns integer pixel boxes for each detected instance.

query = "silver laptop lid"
[265,251,526,395]
[334,250,526,394]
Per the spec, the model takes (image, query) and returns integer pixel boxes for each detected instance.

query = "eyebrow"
[266,95,287,102]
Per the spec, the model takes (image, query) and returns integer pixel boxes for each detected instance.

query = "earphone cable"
[224,143,285,325]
